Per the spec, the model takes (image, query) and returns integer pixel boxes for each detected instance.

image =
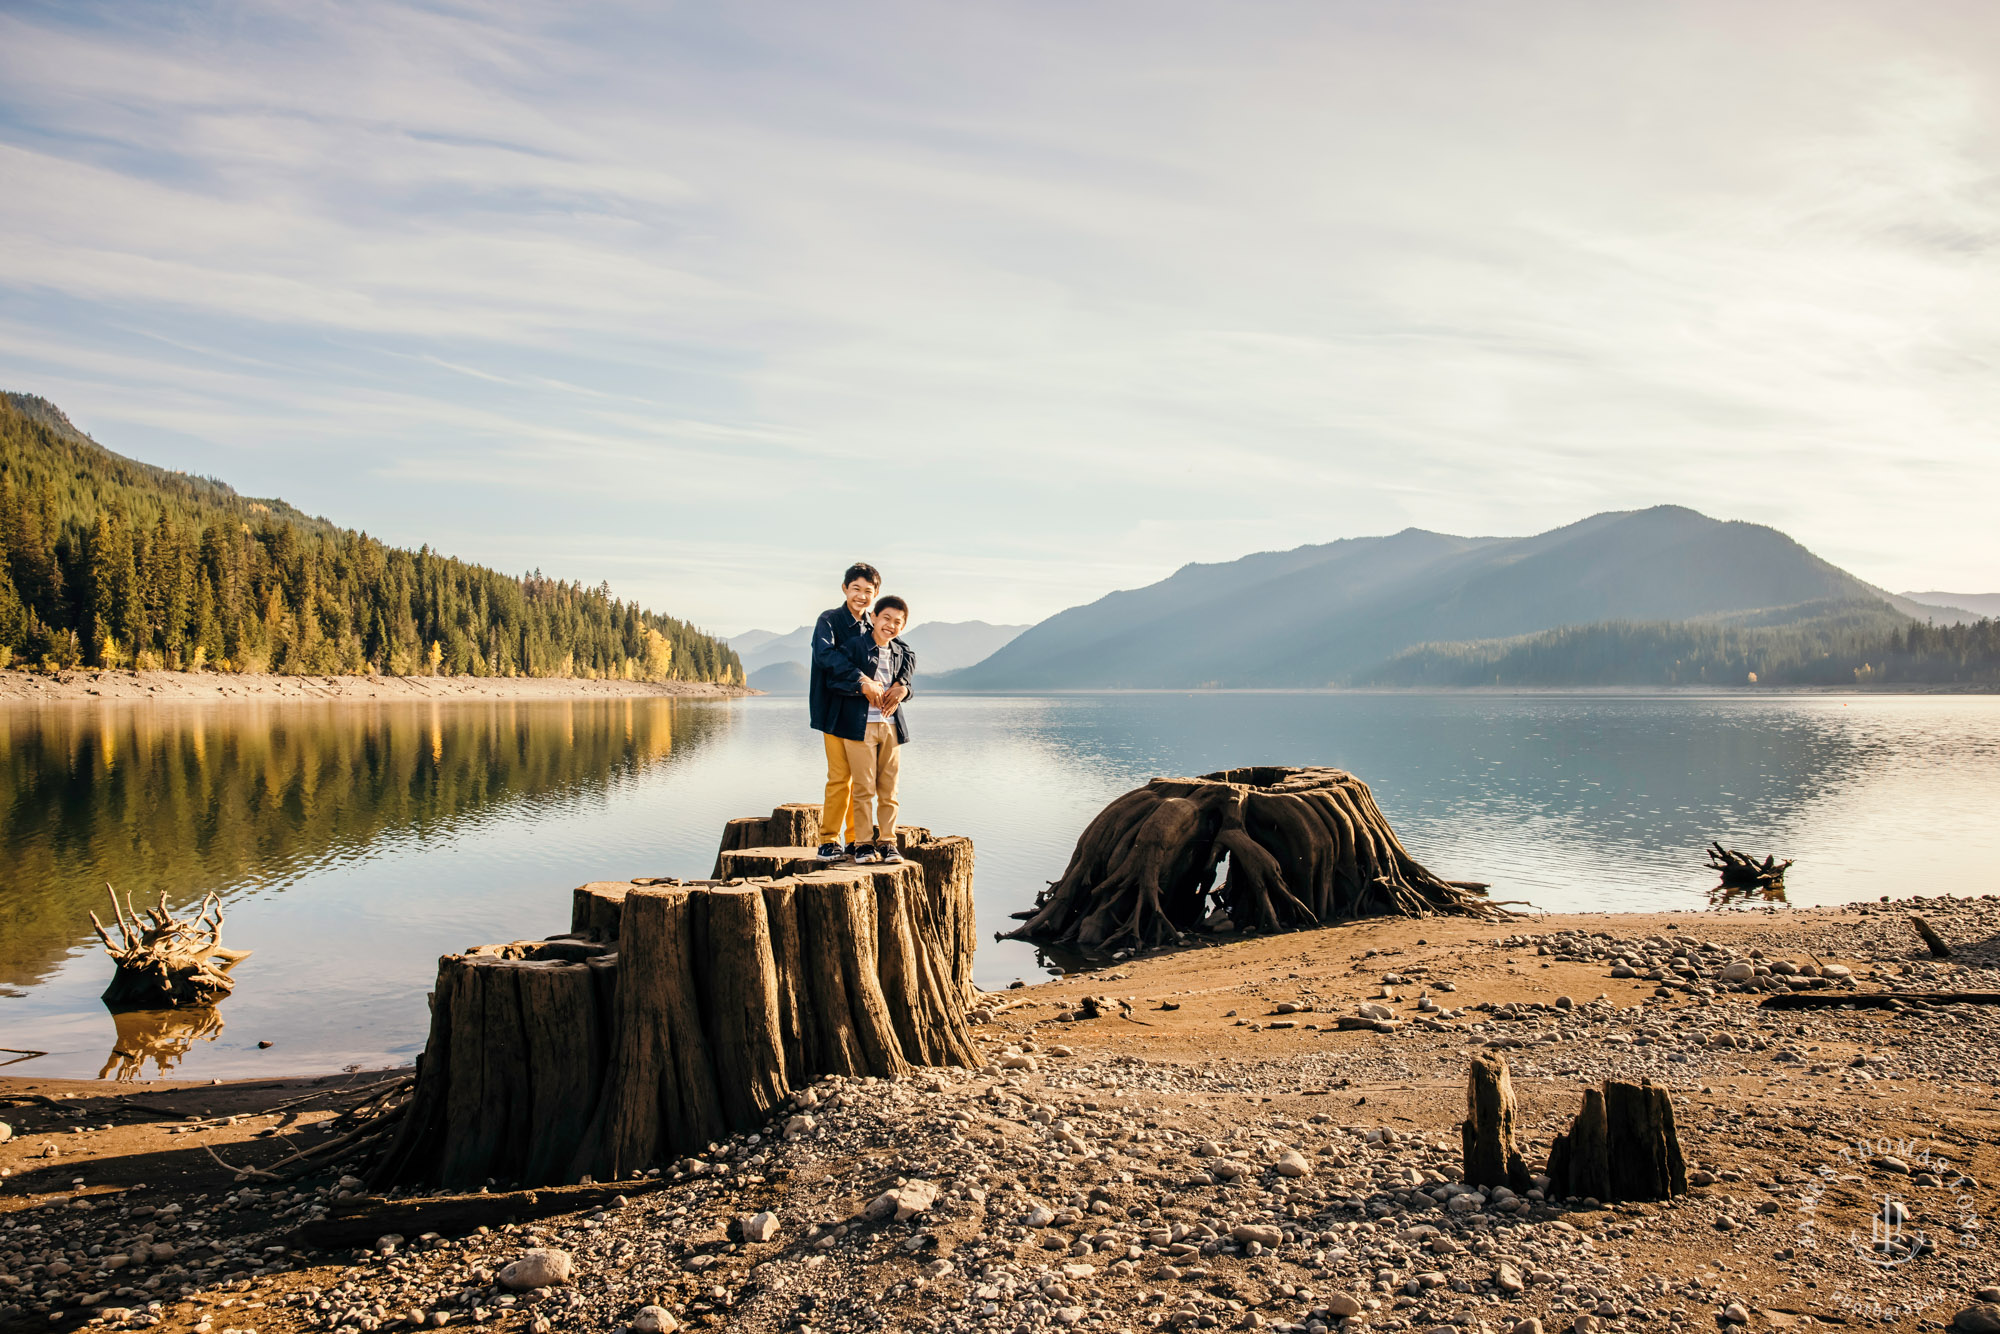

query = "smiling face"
[843,576,878,619]
[874,605,907,638]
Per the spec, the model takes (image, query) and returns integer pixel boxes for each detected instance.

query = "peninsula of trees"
[0,394,741,684]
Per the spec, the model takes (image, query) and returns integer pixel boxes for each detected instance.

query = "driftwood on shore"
[1761,990,2000,1010]
[290,1181,665,1250]
[91,886,251,1011]
[368,813,979,1191]
[1907,913,1953,959]
[1007,766,1503,952]
[1705,843,1790,892]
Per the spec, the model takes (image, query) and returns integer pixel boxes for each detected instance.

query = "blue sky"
[3,1,1997,635]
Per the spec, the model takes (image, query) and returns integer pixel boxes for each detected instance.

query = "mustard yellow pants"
[842,722,901,844]
[819,731,855,844]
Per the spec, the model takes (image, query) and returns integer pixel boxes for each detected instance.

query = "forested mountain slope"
[0,394,740,682]
[1362,599,1999,687]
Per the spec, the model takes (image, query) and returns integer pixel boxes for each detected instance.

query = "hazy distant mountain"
[747,660,808,694]
[946,506,1920,690]
[731,626,813,677]
[903,620,1033,673]
[728,627,797,660]
[1899,591,2000,623]
[729,619,1029,678]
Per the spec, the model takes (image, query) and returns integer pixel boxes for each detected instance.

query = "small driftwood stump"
[1907,914,1953,959]
[1545,1079,1687,1203]
[1706,843,1791,892]
[1461,1053,1530,1192]
[1007,766,1502,952]
[373,824,979,1191]
[91,886,251,1011]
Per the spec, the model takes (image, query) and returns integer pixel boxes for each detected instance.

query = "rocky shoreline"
[3,895,1997,1334]
[0,670,754,706]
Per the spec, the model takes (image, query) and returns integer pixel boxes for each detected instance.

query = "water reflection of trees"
[0,698,731,990]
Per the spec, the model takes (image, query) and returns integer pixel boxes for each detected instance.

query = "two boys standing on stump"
[809,562,917,865]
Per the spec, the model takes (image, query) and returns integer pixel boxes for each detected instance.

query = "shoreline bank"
[3,894,1996,1333]
[0,668,757,706]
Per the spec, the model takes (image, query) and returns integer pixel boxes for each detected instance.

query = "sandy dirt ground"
[0,670,753,705]
[3,898,1997,1334]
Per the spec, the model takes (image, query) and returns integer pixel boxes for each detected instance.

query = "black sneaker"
[876,841,903,864]
[851,842,881,865]
[816,842,846,863]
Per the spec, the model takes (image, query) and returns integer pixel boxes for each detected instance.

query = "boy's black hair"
[843,562,883,589]
[875,594,909,618]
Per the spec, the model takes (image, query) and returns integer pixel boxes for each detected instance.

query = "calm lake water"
[3,691,1998,1080]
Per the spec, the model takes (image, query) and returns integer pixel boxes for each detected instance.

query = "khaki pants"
[842,721,901,844]
[819,732,855,844]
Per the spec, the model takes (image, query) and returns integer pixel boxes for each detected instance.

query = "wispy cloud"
[3,0,1998,632]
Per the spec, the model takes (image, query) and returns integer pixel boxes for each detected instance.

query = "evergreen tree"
[0,394,741,681]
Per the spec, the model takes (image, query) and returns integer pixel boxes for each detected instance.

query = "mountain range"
[1900,591,2000,621]
[733,619,1028,694]
[942,506,1985,690]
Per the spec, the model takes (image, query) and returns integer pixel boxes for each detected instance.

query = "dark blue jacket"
[808,606,915,740]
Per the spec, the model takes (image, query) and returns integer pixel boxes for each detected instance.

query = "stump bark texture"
[1544,1078,1687,1202]
[1007,766,1501,951]
[710,803,824,877]
[1460,1053,1530,1192]
[376,822,979,1191]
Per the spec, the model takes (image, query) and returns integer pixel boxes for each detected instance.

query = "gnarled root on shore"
[91,885,251,1011]
[1004,766,1505,953]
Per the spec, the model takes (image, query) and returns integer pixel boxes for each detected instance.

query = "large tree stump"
[92,886,251,1011]
[1545,1079,1687,1202]
[1461,1053,1530,1192]
[374,834,979,1191]
[1007,766,1502,952]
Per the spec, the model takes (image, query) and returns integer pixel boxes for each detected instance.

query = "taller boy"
[809,563,913,861]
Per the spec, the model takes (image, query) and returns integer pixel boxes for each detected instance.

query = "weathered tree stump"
[710,802,824,877]
[1461,1053,1530,1192]
[1545,1078,1687,1202]
[374,822,980,1191]
[1007,766,1502,952]
[91,886,251,1011]
[1908,914,1953,959]
[904,834,977,1006]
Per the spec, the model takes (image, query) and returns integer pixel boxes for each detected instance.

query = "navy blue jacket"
[808,606,915,741]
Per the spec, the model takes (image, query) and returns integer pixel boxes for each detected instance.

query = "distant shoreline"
[0,667,758,706]
[925,682,2000,696]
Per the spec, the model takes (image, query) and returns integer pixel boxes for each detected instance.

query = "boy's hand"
[882,683,907,710]
[860,676,884,703]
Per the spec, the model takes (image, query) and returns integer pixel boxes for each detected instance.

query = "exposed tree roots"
[1005,766,1504,952]
[91,885,251,1011]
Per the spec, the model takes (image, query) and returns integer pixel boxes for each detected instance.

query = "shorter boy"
[838,596,915,864]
